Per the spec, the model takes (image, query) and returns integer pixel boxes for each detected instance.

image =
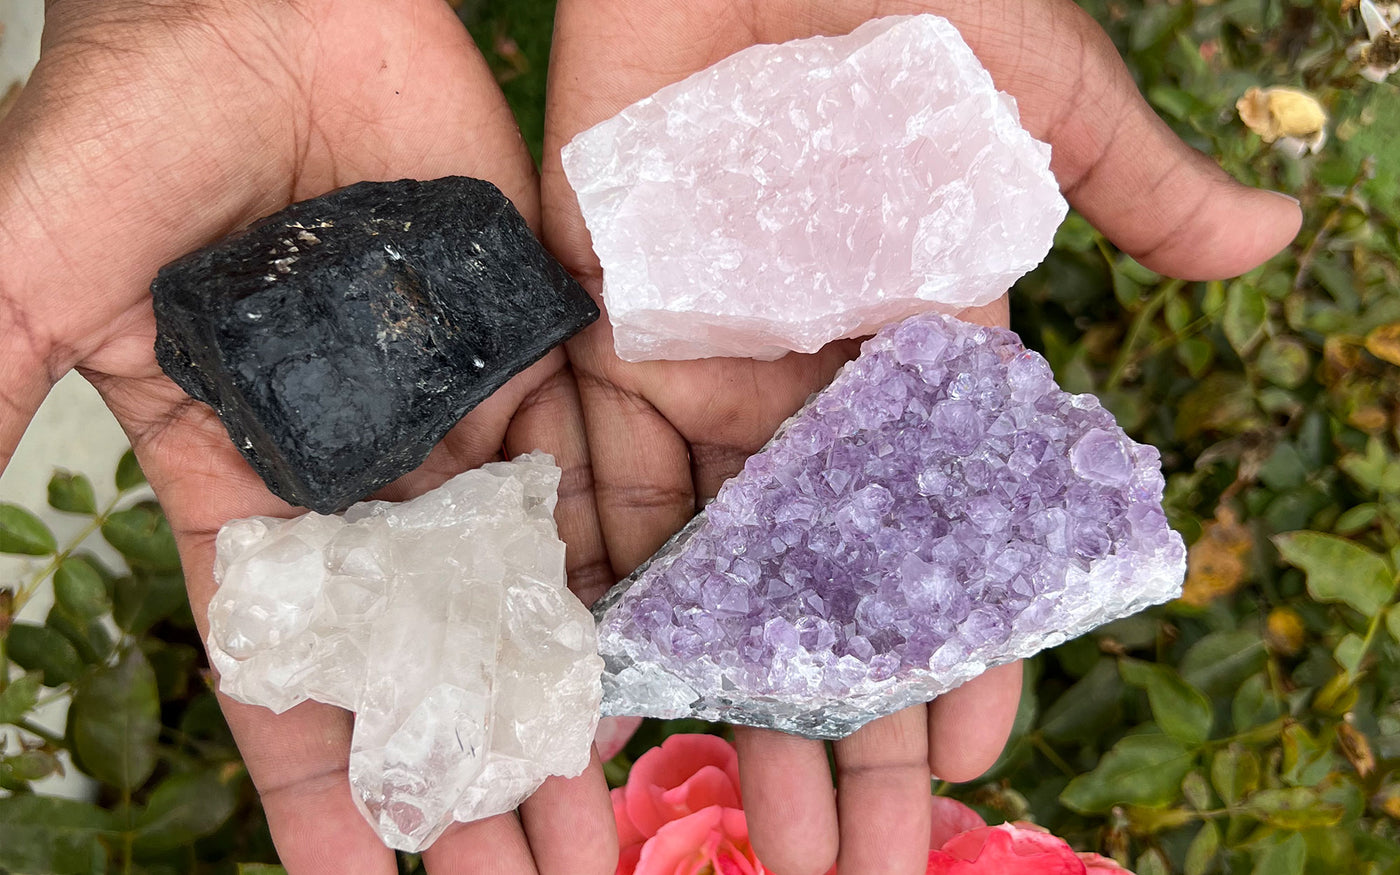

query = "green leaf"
[1223,280,1267,354]
[46,471,97,515]
[0,749,60,786]
[1185,822,1220,875]
[101,502,181,572]
[112,570,188,635]
[1040,657,1124,742]
[1387,606,1400,644]
[1281,723,1335,787]
[133,769,239,852]
[0,795,114,875]
[54,557,110,620]
[6,622,84,686]
[46,604,114,666]
[1255,336,1311,388]
[1182,770,1213,810]
[1251,832,1306,875]
[1061,734,1195,813]
[1135,849,1170,875]
[1243,788,1346,829]
[1180,631,1268,699]
[0,673,43,724]
[1210,746,1260,806]
[1334,633,1367,674]
[1231,674,1281,731]
[0,502,57,555]
[1274,531,1395,615]
[238,866,289,875]
[115,447,146,491]
[1119,658,1213,746]
[69,647,160,791]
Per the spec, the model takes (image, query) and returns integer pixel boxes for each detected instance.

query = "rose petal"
[932,824,1087,874]
[631,807,761,875]
[615,787,648,848]
[597,716,645,761]
[1078,852,1134,873]
[625,734,743,835]
[928,797,986,849]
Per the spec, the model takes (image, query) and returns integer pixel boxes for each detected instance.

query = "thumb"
[942,0,1301,279]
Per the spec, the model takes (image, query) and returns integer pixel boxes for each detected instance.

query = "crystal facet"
[154,177,600,513]
[561,15,1067,362]
[208,453,603,851]
[594,314,1186,738]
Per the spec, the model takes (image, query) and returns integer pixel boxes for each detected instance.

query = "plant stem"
[13,495,122,616]
[1029,733,1076,777]
[1106,280,1185,391]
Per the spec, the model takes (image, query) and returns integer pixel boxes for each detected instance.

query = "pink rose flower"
[613,734,758,875]
[611,734,1135,875]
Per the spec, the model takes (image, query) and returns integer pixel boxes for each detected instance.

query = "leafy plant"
[0,452,277,874]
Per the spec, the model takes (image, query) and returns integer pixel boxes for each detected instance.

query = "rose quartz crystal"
[561,14,1068,362]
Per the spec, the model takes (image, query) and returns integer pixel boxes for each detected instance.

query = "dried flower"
[1349,0,1400,82]
[1236,87,1328,157]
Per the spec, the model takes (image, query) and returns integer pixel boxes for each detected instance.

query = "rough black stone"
[152,177,599,513]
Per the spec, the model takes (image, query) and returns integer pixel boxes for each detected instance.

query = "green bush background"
[2,0,1399,872]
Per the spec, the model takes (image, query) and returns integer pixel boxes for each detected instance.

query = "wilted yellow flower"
[1265,606,1306,655]
[1237,86,1328,157]
[1180,507,1253,607]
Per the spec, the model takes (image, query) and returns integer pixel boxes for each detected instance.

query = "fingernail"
[1266,190,1301,207]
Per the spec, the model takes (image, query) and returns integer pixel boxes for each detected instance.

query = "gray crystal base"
[594,313,1186,739]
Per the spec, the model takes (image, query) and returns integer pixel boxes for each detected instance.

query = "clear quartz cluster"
[594,314,1186,738]
[561,14,1068,362]
[207,453,603,852]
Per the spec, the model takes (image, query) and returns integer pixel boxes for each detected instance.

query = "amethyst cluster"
[593,312,1185,738]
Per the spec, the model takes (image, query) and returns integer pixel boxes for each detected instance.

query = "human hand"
[540,2,1302,874]
[0,2,613,873]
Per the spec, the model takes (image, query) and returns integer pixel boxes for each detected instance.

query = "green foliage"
[0,455,272,873]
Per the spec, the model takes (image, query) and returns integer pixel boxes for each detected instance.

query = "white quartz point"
[561,14,1068,362]
[206,452,604,852]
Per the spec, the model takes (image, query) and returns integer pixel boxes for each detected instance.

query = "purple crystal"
[594,313,1186,738]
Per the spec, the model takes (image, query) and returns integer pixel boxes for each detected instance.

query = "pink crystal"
[561,15,1068,362]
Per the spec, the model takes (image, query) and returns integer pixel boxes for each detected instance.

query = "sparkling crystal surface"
[561,14,1067,362]
[594,315,1186,738]
[153,177,599,513]
[207,453,603,852]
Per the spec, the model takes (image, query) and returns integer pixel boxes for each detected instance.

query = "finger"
[504,355,614,607]
[833,707,933,875]
[542,0,1298,284]
[97,379,397,873]
[422,813,537,875]
[813,0,1302,279]
[733,727,838,875]
[568,317,695,578]
[926,661,1024,783]
[0,320,55,476]
[234,698,398,875]
[520,753,618,875]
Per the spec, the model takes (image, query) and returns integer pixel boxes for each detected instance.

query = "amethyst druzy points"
[594,313,1186,739]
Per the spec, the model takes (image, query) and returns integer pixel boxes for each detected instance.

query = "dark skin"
[541,3,1300,875]
[1,2,612,874]
[0,1,1299,874]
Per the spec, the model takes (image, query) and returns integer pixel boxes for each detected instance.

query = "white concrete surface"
[0,0,42,94]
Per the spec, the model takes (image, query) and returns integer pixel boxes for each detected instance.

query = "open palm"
[0,2,612,873]
[540,2,1302,874]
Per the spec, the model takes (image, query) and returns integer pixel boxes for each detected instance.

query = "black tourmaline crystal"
[153,177,599,513]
